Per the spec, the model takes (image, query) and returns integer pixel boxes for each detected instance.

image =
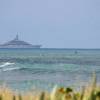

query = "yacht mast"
[14,34,19,41]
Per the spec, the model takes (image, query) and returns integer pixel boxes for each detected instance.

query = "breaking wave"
[0,62,20,72]
[2,67,20,72]
[0,62,15,68]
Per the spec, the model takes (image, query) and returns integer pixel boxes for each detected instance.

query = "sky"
[0,0,100,48]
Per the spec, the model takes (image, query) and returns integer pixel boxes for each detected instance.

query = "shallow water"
[0,48,100,91]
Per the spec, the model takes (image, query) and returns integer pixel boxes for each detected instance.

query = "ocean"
[0,48,100,92]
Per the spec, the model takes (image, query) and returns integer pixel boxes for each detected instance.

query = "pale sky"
[0,0,100,48]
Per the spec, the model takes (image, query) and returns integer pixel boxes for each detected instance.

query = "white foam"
[2,67,20,72]
[0,62,15,68]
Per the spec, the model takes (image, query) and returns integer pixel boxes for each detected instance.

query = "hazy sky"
[0,0,100,48]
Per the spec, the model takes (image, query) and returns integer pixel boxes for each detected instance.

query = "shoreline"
[0,74,100,100]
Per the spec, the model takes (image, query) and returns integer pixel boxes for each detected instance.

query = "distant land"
[0,34,42,49]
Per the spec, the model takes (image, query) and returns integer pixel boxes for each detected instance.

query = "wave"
[0,57,99,66]
[0,62,15,68]
[2,67,20,72]
[0,62,18,72]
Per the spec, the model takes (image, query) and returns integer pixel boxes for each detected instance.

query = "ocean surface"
[0,48,100,92]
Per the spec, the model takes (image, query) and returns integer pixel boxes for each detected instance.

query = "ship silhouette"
[0,34,41,48]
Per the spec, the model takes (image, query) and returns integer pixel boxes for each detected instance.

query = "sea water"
[0,48,100,91]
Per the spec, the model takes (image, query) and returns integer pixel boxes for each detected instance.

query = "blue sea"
[0,48,100,91]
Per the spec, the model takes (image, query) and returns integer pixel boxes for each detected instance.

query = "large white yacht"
[0,34,41,48]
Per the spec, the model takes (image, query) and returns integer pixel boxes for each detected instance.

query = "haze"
[0,0,100,48]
